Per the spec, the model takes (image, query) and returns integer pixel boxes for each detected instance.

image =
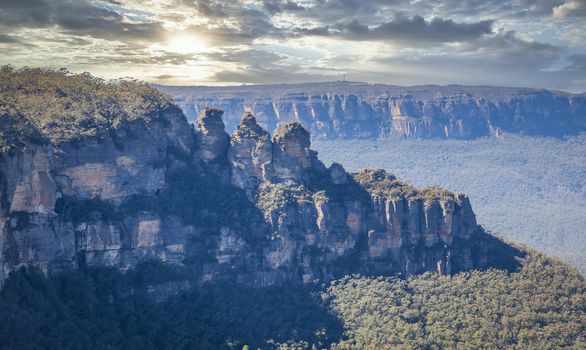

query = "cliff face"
[160,82,586,140]
[0,103,521,286]
[0,106,197,282]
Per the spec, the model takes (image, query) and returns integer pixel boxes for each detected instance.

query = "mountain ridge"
[0,68,521,287]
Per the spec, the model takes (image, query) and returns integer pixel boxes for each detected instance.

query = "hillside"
[158,82,586,140]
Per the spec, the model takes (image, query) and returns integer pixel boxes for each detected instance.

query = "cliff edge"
[0,68,522,286]
[161,82,586,140]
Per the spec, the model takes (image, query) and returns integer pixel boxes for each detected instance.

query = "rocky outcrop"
[228,112,273,194]
[197,107,231,182]
[271,121,327,182]
[162,82,586,139]
[0,104,522,287]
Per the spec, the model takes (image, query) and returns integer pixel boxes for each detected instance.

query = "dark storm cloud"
[300,15,494,44]
[0,0,166,42]
[178,0,412,44]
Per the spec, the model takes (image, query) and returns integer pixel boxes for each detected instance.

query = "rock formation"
[161,82,586,139]
[228,112,273,194]
[0,88,522,287]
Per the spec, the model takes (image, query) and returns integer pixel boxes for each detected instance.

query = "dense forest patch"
[327,252,585,349]
[0,251,583,349]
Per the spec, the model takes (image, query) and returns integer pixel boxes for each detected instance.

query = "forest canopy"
[0,251,583,350]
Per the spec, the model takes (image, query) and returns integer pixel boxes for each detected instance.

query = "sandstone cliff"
[160,82,586,140]
[0,70,522,287]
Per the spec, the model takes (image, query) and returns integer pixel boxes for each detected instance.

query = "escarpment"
[162,82,586,140]
[0,71,523,287]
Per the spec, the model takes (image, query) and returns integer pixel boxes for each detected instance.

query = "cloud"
[0,34,20,43]
[204,49,285,66]
[176,0,285,45]
[335,30,572,89]
[456,30,562,66]
[212,66,334,85]
[0,0,54,27]
[564,54,586,71]
[0,0,166,42]
[276,0,409,22]
[152,74,188,80]
[299,15,493,44]
[0,0,584,91]
[553,0,586,18]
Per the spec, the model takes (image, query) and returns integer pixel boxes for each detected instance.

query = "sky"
[0,0,585,91]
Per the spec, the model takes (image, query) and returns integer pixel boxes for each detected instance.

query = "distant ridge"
[157,81,580,99]
[158,82,586,140]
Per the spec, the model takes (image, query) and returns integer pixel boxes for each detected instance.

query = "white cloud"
[553,0,586,18]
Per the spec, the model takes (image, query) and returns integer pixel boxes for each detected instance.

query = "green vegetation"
[0,265,341,350]
[0,66,173,147]
[0,104,45,152]
[257,182,313,215]
[313,135,586,274]
[352,168,413,197]
[327,251,586,350]
[0,251,583,349]
[353,169,458,202]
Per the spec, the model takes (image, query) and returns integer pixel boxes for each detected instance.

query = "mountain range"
[159,82,586,140]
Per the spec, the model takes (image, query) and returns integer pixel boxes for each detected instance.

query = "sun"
[164,34,209,54]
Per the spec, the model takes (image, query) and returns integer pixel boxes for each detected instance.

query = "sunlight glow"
[164,34,209,54]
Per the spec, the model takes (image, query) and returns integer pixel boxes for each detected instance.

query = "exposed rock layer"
[160,82,586,139]
[0,106,521,286]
